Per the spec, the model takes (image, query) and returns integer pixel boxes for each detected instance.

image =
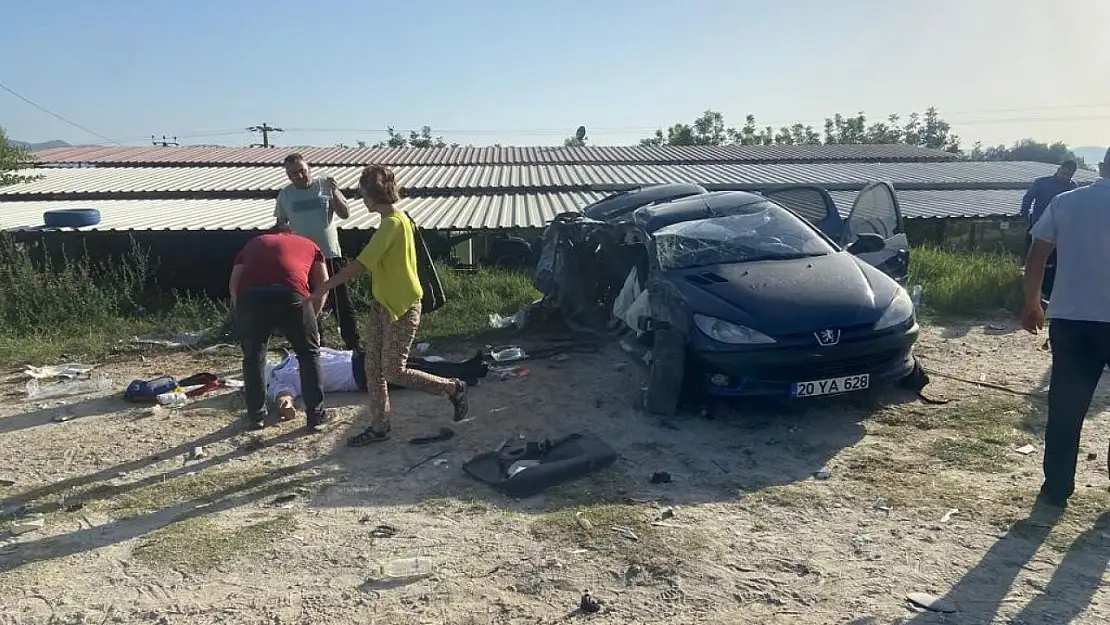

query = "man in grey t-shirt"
[1021,147,1110,508]
[274,153,362,351]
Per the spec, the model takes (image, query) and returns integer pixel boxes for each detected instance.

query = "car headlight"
[693,314,776,345]
[874,287,915,331]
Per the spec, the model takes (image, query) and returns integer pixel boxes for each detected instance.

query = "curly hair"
[358,165,408,204]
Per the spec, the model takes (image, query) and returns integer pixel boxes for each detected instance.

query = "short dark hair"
[283,153,305,166]
[1060,159,1078,170]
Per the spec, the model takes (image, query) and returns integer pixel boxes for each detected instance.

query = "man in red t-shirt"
[229,228,333,431]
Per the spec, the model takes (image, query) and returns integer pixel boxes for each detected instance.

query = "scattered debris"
[575,512,594,532]
[409,427,455,446]
[611,525,639,541]
[579,593,602,614]
[814,470,833,480]
[650,471,672,484]
[23,363,95,380]
[369,524,398,538]
[490,407,507,414]
[1088,452,1099,461]
[489,310,526,330]
[873,499,892,512]
[906,592,957,613]
[65,502,85,513]
[0,479,14,488]
[52,413,75,423]
[495,366,530,380]
[133,330,209,349]
[26,373,113,401]
[406,450,449,474]
[658,507,675,521]
[432,458,450,468]
[222,378,245,389]
[940,508,959,523]
[1015,444,1037,456]
[491,346,527,363]
[10,518,46,535]
[268,494,297,508]
[191,446,207,460]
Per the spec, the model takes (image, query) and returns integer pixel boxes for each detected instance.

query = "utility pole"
[247,123,283,148]
[151,135,179,147]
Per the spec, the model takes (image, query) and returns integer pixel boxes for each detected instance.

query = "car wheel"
[644,329,685,416]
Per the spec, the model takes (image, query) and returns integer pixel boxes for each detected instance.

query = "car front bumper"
[690,324,919,398]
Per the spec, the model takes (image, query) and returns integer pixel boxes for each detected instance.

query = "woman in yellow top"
[309,165,468,446]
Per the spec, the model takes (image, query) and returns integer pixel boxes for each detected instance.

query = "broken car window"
[653,201,836,270]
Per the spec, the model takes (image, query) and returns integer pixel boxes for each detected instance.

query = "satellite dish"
[575,126,587,141]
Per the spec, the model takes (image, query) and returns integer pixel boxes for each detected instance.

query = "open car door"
[842,182,909,282]
[761,185,845,241]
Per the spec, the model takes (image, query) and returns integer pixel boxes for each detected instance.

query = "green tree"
[0,126,35,186]
[564,133,587,148]
[640,107,962,153]
[967,138,1085,167]
[374,125,459,149]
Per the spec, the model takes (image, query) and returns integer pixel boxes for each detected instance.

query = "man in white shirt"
[267,348,489,422]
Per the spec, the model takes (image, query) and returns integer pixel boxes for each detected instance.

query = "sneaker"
[449,381,469,422]
[307,410,333,433]
[348,425,390,447]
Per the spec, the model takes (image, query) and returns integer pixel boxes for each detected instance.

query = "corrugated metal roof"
[0,193,608,232]
[0,189,1030,233]
[1,161,1094,199]
[32,143,960,167]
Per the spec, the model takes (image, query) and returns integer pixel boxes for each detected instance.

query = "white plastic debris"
[23,363,96,380]
[489,310,526,329]
[1015,444,1037,456]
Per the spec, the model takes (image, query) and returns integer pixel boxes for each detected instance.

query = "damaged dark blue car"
[533,182,921,415]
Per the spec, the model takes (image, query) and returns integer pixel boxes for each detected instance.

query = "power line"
[0,78,119,145]
[247,122,283,148]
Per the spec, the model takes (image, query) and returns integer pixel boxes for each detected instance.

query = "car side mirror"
[846,233,885,255]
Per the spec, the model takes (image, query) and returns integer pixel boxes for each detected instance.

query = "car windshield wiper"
[734,252,828,263]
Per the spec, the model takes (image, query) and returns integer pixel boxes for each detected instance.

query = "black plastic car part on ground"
[533,182,920,415]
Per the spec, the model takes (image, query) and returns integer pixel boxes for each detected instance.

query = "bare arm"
[329,179,351,220]
[1023,239,1054,307]
[229,264,244,308]
[274,197,289,227]
[308,260,331,315]
[312,261,365,299]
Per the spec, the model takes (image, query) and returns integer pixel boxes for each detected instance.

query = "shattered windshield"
[653,201,836,270]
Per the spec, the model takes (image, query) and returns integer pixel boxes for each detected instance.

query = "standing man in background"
[275,153,362,351]
[1020,160,1078,302]
[1020,148,1110,509]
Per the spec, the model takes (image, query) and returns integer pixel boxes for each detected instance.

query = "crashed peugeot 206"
[532,182,924,415]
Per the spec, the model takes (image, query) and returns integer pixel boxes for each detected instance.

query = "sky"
[2,0,1109,150]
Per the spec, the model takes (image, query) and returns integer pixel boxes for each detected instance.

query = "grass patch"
[929,437,1014,473]
[530,503,704,564]
[0,233,538,367]
[133,514,295,570]
[908,245,1024,317]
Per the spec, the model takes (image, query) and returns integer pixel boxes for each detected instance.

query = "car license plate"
[792,374,870,398]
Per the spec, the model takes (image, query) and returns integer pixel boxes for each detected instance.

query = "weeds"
[908,245,1024,316]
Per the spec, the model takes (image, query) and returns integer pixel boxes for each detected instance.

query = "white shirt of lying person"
[266,347,361,402]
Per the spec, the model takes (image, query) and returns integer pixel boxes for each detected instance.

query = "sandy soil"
[1,320,1108,624]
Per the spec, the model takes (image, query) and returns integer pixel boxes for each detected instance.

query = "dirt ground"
[1,320,1109,624]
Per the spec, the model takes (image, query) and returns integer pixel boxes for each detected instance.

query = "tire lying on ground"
[43,208,101,228]
[644,328,686,416]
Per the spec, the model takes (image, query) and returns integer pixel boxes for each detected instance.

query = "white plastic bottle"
[156,391,188,408]
[377,556,434,581]
[25,372,112,400]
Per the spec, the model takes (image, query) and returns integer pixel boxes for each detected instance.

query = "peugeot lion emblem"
[815,329,841,346]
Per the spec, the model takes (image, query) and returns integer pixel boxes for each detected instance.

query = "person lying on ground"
[266,347,489,423]
[309,165,469,447]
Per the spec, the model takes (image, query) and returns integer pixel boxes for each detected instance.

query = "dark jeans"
[1042,319,1110,501]
[323,257,362,351]
[237,285,325,422]
[219,257,362,351]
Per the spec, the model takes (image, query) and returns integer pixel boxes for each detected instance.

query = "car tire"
[644,329,685,416]
[43,208,101,228]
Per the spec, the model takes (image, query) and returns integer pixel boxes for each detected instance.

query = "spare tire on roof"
[43,208,101,228]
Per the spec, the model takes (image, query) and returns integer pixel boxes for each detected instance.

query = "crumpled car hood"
[668,252,899,336]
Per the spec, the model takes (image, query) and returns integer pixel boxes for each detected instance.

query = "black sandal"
[348,425,390,447]
[449,381,469,422]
